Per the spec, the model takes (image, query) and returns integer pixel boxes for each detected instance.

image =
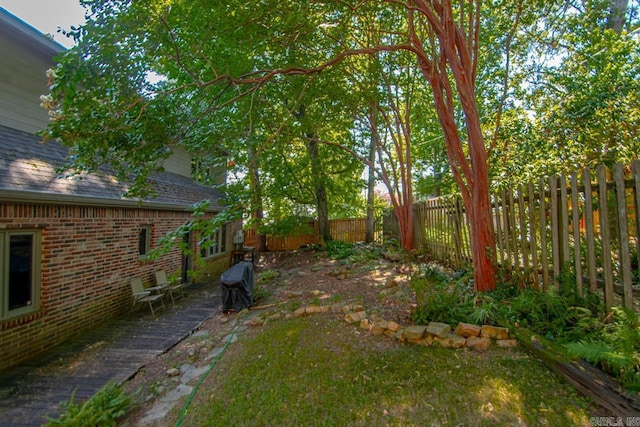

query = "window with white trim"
[200,226,227,258]
[1,230,41,319]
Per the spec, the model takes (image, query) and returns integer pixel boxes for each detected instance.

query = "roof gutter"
[0,189,223,213]
[0,7,66,56]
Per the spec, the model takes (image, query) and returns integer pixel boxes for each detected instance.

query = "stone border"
[244,302,517,351]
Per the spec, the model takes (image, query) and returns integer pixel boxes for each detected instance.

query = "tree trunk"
[306,133,331,244]
[365,102,377,243]
[248,148,267,252]
[607,0,628,33]
[409,3,496,290]
[467,170,497,292]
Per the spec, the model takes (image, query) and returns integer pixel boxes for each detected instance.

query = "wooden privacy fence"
[244,217,381,251]
[389,160,640,311]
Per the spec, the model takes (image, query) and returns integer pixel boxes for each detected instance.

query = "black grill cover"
[220,261,254,312]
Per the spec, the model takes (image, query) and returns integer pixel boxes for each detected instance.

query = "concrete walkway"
[0,282,221,427]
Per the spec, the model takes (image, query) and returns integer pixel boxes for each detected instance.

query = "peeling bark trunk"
[408,2,496,290]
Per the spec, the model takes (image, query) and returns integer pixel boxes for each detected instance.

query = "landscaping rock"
[330,303,346,313]
[360,318,371,331]
[386,321,402,333]
[371,321,386,336]
[454,322,481,338]
[496,339,518,348]
[248,317,264,326]
[403,325,426,341]
[293,307,307,317]
[166,368,179,377]
[427,322,451,339]
[305,305,322,315]
[481,325,510,340]
[287,290,304,298]
[268,312,282,321]
[465,336,492,351]
[344,312,365,324]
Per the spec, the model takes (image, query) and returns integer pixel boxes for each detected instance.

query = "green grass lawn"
[177,315,594,426]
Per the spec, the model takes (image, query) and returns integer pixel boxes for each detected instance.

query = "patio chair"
[154,270,186,304]
[130,277,165,316]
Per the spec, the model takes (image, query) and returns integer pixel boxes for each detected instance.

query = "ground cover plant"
[112,246,617,425]
[45,383,129,427]
[410,262,640,393]
[177,316,592,426]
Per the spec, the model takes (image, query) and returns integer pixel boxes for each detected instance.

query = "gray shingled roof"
[0,124,223,212]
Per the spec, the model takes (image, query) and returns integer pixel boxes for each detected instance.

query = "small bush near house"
[45,382,130,427]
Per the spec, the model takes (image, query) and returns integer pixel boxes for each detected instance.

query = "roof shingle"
[0,125,223,212]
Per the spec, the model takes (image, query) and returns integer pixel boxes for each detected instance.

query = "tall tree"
[44,0,499,290]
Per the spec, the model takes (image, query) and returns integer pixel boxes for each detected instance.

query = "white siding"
[0,34,54,133]
[162,147,192,177]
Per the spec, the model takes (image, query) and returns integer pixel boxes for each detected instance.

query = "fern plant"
[565,307,640,391]
[45,383,130,427]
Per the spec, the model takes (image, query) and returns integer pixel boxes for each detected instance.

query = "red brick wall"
[0,202,231,372]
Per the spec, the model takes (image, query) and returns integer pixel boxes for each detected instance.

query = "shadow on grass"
[178,316,594,426]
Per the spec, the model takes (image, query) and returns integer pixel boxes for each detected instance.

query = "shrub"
[325,240,355,260]
[45,383,130,427]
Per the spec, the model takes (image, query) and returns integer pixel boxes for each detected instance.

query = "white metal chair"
[130,277,165,316]
[154,270,186,304]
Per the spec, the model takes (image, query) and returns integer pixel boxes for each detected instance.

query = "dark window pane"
[9,234,33,310]
[139,228,148,255]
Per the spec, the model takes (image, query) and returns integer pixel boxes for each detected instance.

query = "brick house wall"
[0,202,233,372]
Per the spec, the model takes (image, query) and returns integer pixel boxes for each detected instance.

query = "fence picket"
[633,160,640,282]
[550,175,561,288]
[570,172,583,296]
[583,167,598,293]
[597,165,614,311]
[501,189,512,265]
[508,189,519,267]
[494,193,505,264]
[560,174,570,265]
[539,178,550,291]
[383,160,639,312]
[613,163,633,309]
[527,182,540,291]
[518,186,529,272]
